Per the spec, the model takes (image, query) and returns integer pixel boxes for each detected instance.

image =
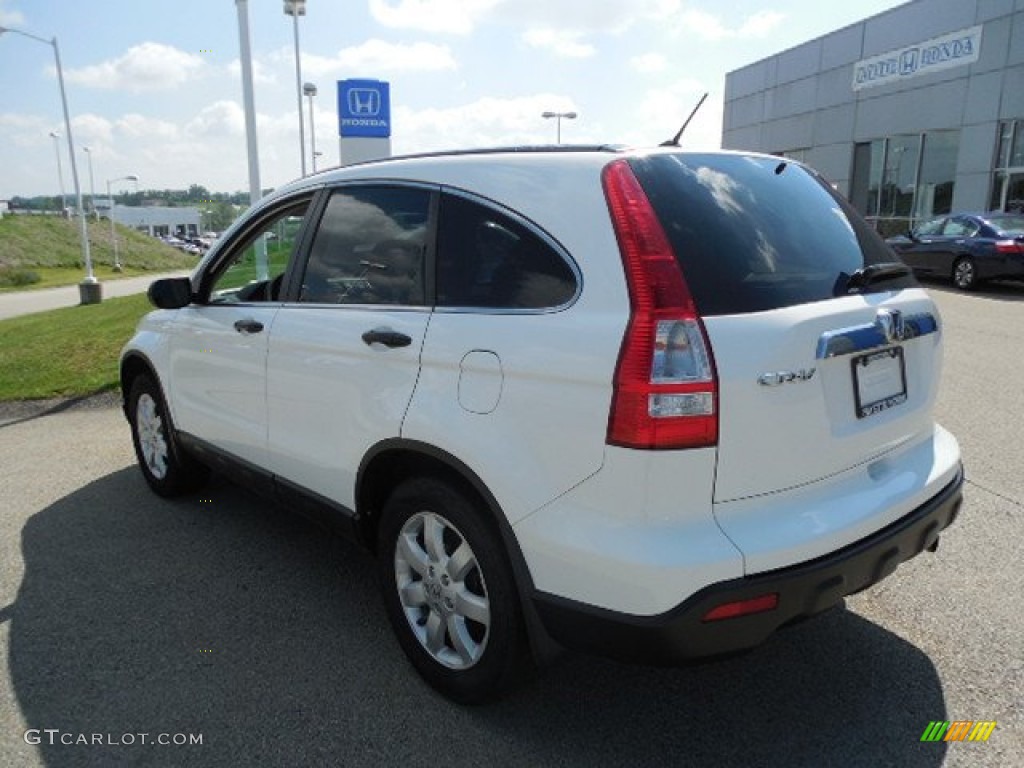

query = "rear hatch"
[629,152,938,503]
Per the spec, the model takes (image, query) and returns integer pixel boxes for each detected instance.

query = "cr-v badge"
[758,368,817,387]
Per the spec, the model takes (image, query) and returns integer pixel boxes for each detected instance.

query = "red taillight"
[995,240,1024,254]
[602,159,718,450]
[701,593,779,622]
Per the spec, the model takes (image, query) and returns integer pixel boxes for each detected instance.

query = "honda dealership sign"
[338,79,391,138]
[852,26,982,91]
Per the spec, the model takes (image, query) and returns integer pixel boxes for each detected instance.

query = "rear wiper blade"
[839,262,912,294]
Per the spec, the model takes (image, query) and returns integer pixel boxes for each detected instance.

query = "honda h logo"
[347,88,381,116]
[876,309,906,344]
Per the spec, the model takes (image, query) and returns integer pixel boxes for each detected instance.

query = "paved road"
[0,281,1020,767]
[0,272,189,321]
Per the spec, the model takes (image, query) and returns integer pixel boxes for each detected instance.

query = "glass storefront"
[990,120,1024,213]
[851,130,959,234]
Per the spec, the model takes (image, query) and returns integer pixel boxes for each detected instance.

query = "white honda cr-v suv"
[121,146,963,703]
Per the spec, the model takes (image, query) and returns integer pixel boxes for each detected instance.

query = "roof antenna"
[660,92,708,147]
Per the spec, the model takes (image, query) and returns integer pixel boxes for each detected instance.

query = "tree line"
[6,184,268,232]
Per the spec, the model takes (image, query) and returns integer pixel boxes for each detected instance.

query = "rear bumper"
[978,254,1024,281]
[532,464,963,665]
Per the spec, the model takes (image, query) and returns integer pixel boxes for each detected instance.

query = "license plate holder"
[852,347,907,419]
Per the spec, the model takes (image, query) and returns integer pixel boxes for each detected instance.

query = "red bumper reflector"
[701,593,779,622]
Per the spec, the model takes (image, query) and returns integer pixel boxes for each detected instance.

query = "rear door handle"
[234,318,264,334]
[362,329,412,348]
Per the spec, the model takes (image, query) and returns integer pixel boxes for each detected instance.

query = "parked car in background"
[886,212,1024,290]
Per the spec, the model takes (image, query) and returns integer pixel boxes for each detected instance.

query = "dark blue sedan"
[886,213,1024,290]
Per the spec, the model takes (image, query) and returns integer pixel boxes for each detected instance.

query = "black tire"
[128,374,209,497]
[952,257,978,291]
[377,477,529,704]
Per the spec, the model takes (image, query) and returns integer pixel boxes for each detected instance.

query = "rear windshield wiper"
[838,262,913,295]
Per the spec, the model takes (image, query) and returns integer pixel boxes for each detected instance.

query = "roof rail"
[341,144,627,168]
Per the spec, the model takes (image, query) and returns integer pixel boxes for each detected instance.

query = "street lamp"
[82,146,97,217]
[107,175,138,272]
[235,0,266,279]
[284,0,307,177]
[303,81,317,172]
[1,25,99,302]
[541,110,577,144]
[48,131,67,211]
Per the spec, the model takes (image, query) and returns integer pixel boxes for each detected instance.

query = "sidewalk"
[0,272,189,321]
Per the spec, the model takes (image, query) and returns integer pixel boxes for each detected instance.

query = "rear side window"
[436,193,577,309]
[628,153,915,315]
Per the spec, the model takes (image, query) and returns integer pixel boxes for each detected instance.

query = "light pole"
[48,131,67,211]
[82,146,97,217]
[1,25,98,302]
[236,0,266,279]
[107,175,138,272]
[541,110,577,144]
[285,0,307,177]
[303,81,317,172]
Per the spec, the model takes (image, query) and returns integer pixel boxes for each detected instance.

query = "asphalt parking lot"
[0,282,1021,767]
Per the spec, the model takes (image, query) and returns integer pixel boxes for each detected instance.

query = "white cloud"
[627,81,720,149]
[301,39,457,77]
[369,0,500,35]
[63,42,204,92]
[676,9,785,42]
[523,28,594,59]
[71,114,114,145]
[392,94,580,153]
[185,101,246,139]
[0,1,24,26]
[0,113,49,148]
[497,0,680,34]
[370,0,679,37]
[227,58,277,86]
[116,114,180,141]
[630,53,668,73]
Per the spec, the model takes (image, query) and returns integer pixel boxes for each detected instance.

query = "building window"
[851,139,885,219]
[852,131,961,235]
[990,120,1024,213]
[915,130,958,219]
[881,134,920,218]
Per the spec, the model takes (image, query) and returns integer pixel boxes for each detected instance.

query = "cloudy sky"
[1,0,907,198]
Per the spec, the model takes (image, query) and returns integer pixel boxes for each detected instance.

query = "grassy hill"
[0,214,198,290]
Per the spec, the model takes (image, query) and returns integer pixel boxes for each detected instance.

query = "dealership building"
[723,0,1024,234]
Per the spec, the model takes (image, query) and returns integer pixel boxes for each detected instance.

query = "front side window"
[208,199,310,304]
[436,194,577,310]
[914,217,946,236]
[299,186,430,306]
[944,217,979,237]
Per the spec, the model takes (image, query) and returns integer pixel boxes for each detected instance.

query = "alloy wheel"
[136,393,169,480]
[394,511,491,670]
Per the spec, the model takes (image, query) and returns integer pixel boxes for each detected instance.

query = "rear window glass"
[988,215,1024,237]
[628,153,915,315]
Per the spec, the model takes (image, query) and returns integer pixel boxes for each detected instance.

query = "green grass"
[0,214,197,292]
[0,293,152,400]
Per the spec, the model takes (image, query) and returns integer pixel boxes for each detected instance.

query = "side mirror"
[148,277,193,309]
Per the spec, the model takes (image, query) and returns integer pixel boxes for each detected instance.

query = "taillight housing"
[602,159,718,450]
[995,240,1024,254]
